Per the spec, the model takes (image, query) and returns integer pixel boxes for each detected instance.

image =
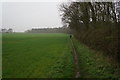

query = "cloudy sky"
[2,2,63,32]
[0,3,2,28]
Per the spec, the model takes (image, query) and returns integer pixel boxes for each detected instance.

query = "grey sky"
[2,2,62,32]
[0,3,2,28]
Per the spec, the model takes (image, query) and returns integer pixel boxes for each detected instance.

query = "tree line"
[60,2,120,29]
[60,1,120,62]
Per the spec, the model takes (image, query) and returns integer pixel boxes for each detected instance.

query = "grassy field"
[2,33,74,78]
[3,33,120,78]
[0,33,2,78]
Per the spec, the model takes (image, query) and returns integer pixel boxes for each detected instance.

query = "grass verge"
[73,38,120,78]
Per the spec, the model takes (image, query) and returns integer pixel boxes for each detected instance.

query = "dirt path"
[70,39,80,78]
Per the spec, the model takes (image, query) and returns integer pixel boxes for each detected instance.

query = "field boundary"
[70,39,80,78]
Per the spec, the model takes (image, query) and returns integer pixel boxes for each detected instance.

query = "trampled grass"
[2,33,74,78]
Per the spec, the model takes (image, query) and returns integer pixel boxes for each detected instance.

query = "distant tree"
[2,29,7,33]
[8,28,13,33]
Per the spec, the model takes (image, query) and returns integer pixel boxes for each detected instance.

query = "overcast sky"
[2,2,63,32]
[0,3,2,29]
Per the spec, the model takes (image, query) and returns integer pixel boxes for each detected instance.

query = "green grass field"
[2,33,74,78]
[0,33,2,79]
[2,33,120,78]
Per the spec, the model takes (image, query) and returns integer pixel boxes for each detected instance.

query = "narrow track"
[70,39,80,78]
